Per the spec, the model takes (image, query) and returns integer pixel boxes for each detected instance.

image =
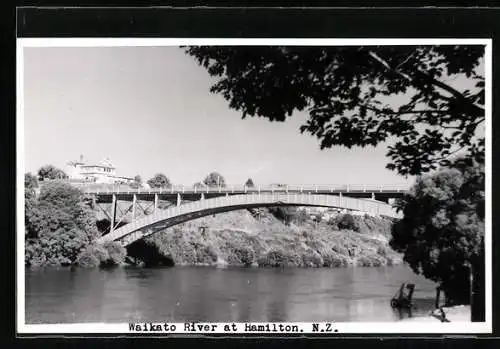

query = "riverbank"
[126,209,404,268]
[403,305,471,322]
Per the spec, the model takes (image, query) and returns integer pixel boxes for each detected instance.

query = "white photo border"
[16,37,493,335]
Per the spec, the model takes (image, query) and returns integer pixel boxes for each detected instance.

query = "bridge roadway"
[81,184,409,204]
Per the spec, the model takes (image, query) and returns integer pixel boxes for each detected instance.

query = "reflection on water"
[25,265,438,324]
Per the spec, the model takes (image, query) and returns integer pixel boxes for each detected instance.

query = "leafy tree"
[268,206,297,225]
[25,172,38,192]
[147,173,171,188]
[245,178,255,188]
[203,171,226,187]
[130,174,143,189]
[25,181,101,267]
[184,45,485,176]
[24,173,39,237]
[293,208,310,224]
[390,158,484,307]
[193,181,206,189]
[337,213,358,231]
[37,165,68,181]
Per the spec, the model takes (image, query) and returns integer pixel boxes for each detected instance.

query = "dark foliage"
[185,45,485,176]
[127,239,175,267]
[147,173,171,188]
[245,178,255,188]
[37,165,68,181]
[25,180,101,267]
[203,172,226,187]
[268,206,297,225]
[336,213,357,231]
[390,158,485,305]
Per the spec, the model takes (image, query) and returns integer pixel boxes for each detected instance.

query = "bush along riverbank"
[24,180,128,268]
[126,209,403,268]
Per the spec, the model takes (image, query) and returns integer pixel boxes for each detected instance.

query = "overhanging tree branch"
[367,50,485,116]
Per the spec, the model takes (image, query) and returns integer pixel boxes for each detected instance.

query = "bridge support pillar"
[371,192,375,200]
[200,193,205,200]
[177,193,181,207]
[110,194,117,234]
[132,194,137,219]
[154,194,158,211]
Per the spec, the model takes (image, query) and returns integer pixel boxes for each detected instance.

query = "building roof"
[68,156,116,169]
[79,164,116,169]
[67,160,85,166]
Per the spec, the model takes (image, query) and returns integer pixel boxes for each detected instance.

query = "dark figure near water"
[390,283,415,309]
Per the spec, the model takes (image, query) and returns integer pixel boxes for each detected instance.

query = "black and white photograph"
[17,38,491,334]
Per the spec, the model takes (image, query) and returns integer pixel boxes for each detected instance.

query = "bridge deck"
[79,184,409,196]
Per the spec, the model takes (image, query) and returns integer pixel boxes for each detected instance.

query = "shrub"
[356,256,373,267]
[294,209,310,224]
[304,239,325,251]
[93,244,110,262]
[322,251,345,267]
[103,241,127,265]
[327,218,339,229]
[258,249,301,267]
[302,249,323,267]
[331,244,350,256]
[195,245,218,264]
[76,247,102,268]
[337,213,358,231]
[377,245,388,257]
[234,247,255,266]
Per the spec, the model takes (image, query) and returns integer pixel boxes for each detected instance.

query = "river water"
[25,265,438,324]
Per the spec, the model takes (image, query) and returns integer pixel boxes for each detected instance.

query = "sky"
[22,45,480,187]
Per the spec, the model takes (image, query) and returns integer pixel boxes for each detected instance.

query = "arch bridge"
[79,184,408,247]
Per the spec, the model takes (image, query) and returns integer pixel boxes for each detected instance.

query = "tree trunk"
[471,250,486,322]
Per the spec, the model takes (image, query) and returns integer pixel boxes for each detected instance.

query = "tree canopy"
[25,181,101,267]
[25,172,38,195]
[193,181,206,189]
[184,45,485,176]
[390,157,484,305]
[147,173,172,188]
[203,171,226,187]
[37,165,68,181]
[24,173,39,237]
[130,175,143,189]
[245,178,255,187]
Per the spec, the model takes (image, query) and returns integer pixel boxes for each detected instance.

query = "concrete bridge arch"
[97,192,400,247]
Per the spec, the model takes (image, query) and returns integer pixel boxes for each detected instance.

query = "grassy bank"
[126,209,403,268]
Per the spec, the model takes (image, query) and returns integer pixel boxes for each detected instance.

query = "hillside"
[124,208,403,268]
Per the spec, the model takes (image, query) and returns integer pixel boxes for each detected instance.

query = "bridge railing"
[73,182,410,195]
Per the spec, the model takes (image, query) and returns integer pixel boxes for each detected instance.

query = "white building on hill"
[66,155,133,184]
